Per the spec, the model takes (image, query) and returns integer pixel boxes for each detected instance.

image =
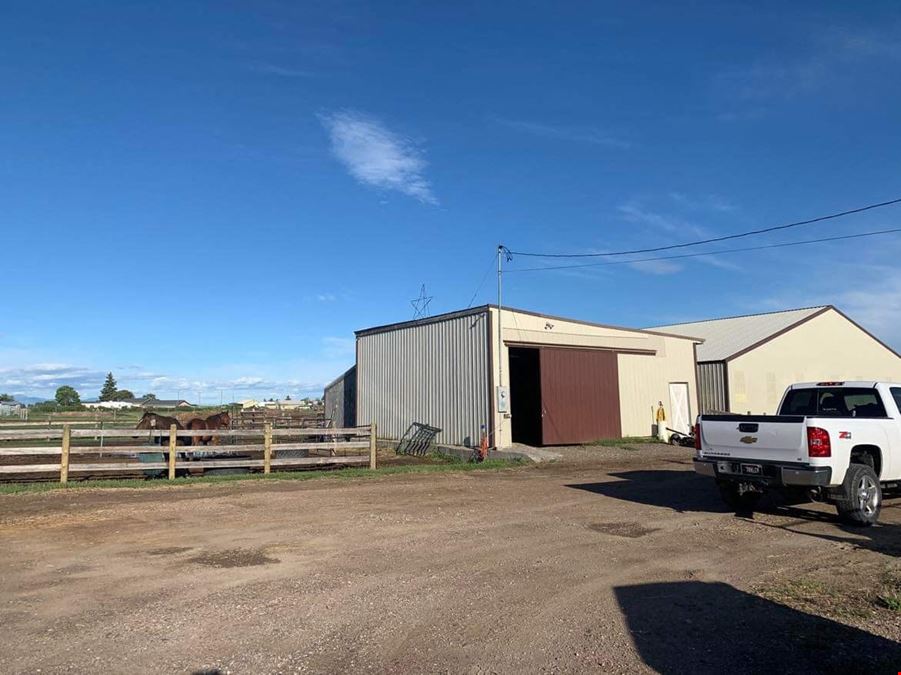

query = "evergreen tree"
[99,372,118,401]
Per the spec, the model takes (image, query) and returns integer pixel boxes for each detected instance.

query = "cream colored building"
[354,305,701,448]
[653,306,901,415]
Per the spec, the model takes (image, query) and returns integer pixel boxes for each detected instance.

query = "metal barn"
[323,366,357,429]
[353,305,701,449]
[652,305,901,415]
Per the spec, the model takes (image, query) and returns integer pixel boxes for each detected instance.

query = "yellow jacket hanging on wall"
[655,402,668,441]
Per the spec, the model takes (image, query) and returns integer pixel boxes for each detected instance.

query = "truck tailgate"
[699,415,807,464]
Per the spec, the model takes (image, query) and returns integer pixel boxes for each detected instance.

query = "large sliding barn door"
[539,348,622,445]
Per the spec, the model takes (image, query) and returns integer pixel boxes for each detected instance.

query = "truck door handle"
[739,423,759,433]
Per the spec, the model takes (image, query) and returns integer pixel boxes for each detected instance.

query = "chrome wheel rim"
[857,475,879,517]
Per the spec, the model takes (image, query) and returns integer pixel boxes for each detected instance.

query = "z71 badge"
[839,431,852,440]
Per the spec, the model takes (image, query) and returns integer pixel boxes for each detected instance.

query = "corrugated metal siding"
[357,311,491,446]
[324,366,356,428]
[698,362,728,413]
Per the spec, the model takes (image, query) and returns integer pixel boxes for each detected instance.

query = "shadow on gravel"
[567,470,731,513]
[746,503,901,558]
[615,581,901,674]
[569,471,901,555]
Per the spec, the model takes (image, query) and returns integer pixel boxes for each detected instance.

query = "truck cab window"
[891,387,901,415]
[779,388,886,418]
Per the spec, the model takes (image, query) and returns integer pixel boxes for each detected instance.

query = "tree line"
[1,372,156,411]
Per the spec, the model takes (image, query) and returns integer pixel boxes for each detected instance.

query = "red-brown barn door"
[539,348,622,445]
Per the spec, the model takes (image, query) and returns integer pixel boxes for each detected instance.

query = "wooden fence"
[233,409,329,430]
[0,424,377,483]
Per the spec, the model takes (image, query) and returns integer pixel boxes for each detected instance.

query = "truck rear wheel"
[717,480,762,513]
[835,463,881,526]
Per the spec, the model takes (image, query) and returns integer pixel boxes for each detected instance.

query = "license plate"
[741,463,762,475]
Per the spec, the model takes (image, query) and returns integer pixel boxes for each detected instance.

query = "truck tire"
[835,463,881,526]
[717,480,762,513]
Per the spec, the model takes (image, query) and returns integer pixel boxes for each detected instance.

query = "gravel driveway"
[1,445,899,673]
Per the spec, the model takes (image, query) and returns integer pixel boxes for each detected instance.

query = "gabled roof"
[138,398,191,407]
[356,304,703,342]
[650,306,831,361]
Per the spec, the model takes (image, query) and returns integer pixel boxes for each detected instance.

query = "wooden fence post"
[263,422,272,474]
[60,424,71,484]
[369,423,377,470]
[168,424,177,480]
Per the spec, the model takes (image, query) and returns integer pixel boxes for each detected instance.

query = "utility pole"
[495,244,509,447]
[497,244,504,387]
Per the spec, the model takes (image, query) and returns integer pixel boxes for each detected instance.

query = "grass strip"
[0,458,523,495]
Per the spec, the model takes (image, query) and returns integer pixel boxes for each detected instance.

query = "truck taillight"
[807,427,831,457]
[694,422,701,451]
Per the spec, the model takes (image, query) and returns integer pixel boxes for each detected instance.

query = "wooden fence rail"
[0,426,368,440]
[0,423,378,483]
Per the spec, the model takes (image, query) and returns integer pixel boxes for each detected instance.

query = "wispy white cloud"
[836,273,901,348]
[756,239,901,350]
[617,203,708,238]
[717,61,827,102]
[628,259,682,275]
[715,26,901,109]
[830,27,901,61]
[248,62,317,78]
[668,192,737,213]
[316,293,337,302]
[495,118,630,149]
[321,336,355,359]
[0,361,348,401]
[0,364,106,391]
[319,110,437,204]
[696,255,742,272]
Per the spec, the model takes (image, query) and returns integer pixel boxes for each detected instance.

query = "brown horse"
[205,410,231,429]
[135,411,184,446]
[206,411,230,445]
[185,417,211,446]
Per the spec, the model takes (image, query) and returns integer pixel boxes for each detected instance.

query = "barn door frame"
[668,381,691,435]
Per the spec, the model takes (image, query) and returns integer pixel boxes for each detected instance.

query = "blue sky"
[3,1,901,401]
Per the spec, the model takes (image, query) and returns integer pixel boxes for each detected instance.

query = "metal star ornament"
[411,284,433,319]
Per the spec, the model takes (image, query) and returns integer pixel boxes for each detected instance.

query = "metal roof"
[356,304,703,341]
[650,306,830,361]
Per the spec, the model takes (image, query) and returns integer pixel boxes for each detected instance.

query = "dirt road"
[1,446,899,673]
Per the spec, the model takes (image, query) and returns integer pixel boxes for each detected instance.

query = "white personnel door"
[668,382,691,435]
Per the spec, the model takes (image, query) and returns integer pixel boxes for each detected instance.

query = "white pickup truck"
[694,381,901,525]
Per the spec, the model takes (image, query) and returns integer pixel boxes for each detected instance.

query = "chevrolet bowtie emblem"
[740,436,758,444]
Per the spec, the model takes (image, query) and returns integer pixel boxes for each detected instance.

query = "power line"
[466,251,500,307]
[508,197,901,258]
[504,227,901,273]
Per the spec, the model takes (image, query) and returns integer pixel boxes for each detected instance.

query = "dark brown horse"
[135,411,184,446]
